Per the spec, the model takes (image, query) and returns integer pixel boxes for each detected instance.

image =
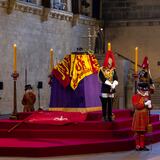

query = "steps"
[0,109,159,157]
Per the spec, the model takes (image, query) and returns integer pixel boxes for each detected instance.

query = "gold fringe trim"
[48,106,102,113]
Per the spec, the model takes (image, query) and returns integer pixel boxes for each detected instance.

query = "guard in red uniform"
[132,56,155,151]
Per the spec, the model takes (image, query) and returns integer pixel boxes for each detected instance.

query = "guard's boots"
[107,97,113,122]
[100,96,107,121]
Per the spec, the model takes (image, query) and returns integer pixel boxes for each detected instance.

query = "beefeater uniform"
[22,85,36,112]
[132,56,154,151]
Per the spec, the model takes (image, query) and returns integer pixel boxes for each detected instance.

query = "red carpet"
[0,109,159,157]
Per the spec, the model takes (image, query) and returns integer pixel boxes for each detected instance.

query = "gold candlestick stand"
[10,72,19,119]
[133,73,138,94]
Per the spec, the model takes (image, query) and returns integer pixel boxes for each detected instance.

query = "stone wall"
[103,0,160,21]
[0,1,101,114]
[105,24,160,80]
[104,25,160,108]
[103,0,160,109]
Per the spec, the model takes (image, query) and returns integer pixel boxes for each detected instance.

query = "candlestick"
[135,47,138,73]
[50,48,53,72]
[108,42,111,51]
[13,44,17,73]
[10,72,19,120]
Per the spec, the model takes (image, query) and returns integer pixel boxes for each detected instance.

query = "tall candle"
[50,48,53,72]
[135,47,138,73]
[13,44,17,73]
[108,42,111,51]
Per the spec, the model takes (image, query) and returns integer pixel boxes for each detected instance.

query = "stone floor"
[0,142,160,160]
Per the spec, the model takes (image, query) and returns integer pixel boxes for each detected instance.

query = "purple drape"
[49,74,101,108]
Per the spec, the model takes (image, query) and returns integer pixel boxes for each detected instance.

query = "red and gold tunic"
[22,91,36,112]
[131,93,149,132]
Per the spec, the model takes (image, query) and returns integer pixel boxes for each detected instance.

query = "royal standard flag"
[52,55,71,88]
[70,53,99,90]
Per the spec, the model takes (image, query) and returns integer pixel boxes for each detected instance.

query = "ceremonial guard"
[132,56,155,151]
[98,49,118,122]
[22,84,36,112]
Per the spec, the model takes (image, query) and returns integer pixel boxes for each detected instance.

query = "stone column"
[99,0,102,19]
[88,0,92,17]
[67,0,71,12]
[50,0,53,8]
[36,0,41,6]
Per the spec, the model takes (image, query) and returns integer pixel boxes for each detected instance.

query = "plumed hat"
[103,50,116,68]
[142,56,149,69]
[25,84,32,91]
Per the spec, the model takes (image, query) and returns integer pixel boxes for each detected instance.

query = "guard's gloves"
[105,80,112,86]
[111,80,119,89]
[145,100,152,109]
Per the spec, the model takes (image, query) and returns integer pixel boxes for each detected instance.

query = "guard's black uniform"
[99,67,118,121]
